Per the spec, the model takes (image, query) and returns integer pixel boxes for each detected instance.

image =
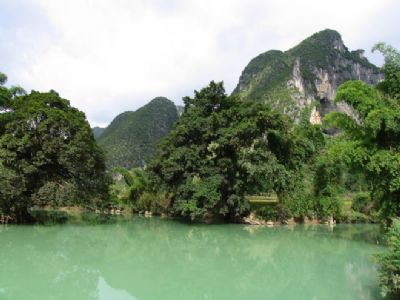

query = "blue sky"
[1,0,399,127]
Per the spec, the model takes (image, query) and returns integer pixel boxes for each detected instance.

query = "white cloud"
[1,0,399,126]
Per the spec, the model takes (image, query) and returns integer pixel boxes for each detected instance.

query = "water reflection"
[98,277,137,300]
[0,218,384,300]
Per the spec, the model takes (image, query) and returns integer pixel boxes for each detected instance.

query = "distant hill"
[233,29,383,121]
[92,126,105,139]
[176,105,184,116]
[97,97,178,169]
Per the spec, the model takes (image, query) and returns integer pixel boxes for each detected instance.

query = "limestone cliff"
[233,29,383,121]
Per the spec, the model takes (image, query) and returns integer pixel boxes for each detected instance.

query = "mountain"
[176,105,184,116]
[233,29,383,121]
[97,97,178,169]
[92,126,105,139]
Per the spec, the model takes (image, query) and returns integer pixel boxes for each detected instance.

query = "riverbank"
[1,205,379,227]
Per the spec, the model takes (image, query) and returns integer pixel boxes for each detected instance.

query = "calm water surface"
[0,217,384,300]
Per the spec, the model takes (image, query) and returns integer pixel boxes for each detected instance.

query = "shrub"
[256,203,291,222]
[314,196,343,220]
[136,192,158,213]
[352,192,372,213]
[288,195,314,220]
[376,219,400,298]
[256,205,278,221]
[338,210,371,223]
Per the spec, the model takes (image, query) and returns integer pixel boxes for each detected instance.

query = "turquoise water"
[0,218,384,300]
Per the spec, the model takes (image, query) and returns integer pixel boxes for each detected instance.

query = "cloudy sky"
[1,0,399,127]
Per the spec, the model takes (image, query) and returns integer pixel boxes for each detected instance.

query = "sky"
[0,0,399,127]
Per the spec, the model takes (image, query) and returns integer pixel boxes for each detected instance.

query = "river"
[0,217,384,300]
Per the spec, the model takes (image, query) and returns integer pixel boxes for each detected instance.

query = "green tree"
[0,72,26,112]
[114,167,149,202]
[376,218,400,298]
[324,44,400,220]
[0,87,109,222]
[373,43,400,99]
[149,81,294,221]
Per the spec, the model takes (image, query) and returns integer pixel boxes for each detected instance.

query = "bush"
[136,192,158,213]
[256,203,291,222]
[314,196,343,220]
[256,205,278,221]
[288,195,314,220]
[376,219,400,298]
[338,210,372,223]
[352,192,372,213]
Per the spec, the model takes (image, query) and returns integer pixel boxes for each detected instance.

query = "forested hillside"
[98,97,178,169]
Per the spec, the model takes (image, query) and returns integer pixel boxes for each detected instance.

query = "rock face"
[233,29,383,120]
[97,97,178,169]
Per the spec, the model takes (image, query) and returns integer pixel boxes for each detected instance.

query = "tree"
[376,218,400,298]
[148,81,293,221]
[0,87,109,222]
[324,44,400,220]
[114,167,149,202]
[0,72,26,112]
[373,43,400,99]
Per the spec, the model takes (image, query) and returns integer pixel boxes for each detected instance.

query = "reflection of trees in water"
[0,220,383,300]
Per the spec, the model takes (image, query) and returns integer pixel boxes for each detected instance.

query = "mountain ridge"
[233,29,383,121]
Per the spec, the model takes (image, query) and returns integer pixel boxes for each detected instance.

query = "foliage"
[314,195,343,220]
[0,78,109,222]
[376,219,400,298]
[287,192,315,220]
[255,204,278,221]
[0,73,26,113]
[149,81,294,221]
[133,191,173,215]
[136,192,157,212]
[114,167,149,202]
[313,151,345,197]
[256,203,291,222]
[352,192,372,214]
[323,47,400,220]
[0,72,7,85]
[98,97,178,169]
[373,43,400,99]
[339,210,373,224]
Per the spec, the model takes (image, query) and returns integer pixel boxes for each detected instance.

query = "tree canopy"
[324,44,400,220]
[0,78,109,222]
[148,81,318,221]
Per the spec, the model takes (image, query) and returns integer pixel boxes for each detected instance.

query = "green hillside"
[233,29,382,119]
[98,97,178,169]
